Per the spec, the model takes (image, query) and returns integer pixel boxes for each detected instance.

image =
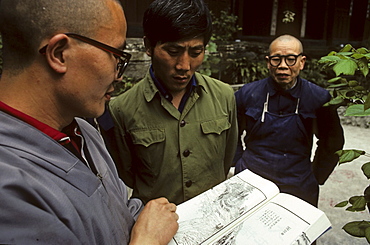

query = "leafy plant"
[112,76,138,97]
[225,56,268,84]
[300,58,328,88]
[334,149,370,243]
[319,44,370,243]
[199,10,241,80]
[318,44,370,115]
[199,38,221,76]
[210,10,242,41]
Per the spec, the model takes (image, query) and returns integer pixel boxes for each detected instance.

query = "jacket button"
[183,150,190,157]
[185,180,192,187]
[180,120,186,127]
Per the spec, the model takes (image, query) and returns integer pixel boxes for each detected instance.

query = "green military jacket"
[109,71,238,204]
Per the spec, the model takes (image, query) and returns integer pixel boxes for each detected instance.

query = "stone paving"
[317,125,370,245]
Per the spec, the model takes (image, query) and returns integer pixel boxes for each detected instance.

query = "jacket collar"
[0,111,102,196]
[267,76,302,99]
[143,70,207,103]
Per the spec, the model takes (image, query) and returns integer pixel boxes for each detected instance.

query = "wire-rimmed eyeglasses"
[39,33,131,79]
[267,53,303,67]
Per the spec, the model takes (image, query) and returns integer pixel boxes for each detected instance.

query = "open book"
[168,169,331,245]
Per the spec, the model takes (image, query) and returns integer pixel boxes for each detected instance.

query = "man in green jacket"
[109,0,238,205]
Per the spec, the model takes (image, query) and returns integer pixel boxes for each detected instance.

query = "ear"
[299,55,306,70]
[43,34,70,74]
[143,36,153,57]
[265,55,270,68]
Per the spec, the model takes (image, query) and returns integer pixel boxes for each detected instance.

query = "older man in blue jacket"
[234,35,344,206]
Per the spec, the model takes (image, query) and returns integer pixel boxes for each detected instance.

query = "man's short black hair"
[143,0,212,48]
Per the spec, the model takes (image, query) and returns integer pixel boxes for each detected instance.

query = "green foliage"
[344,104,370,116]
[300,58,328,87]
[226,57,268,84]
[334,147,370,243]
[320,44,370,243]
[362,162,370,179]
[111,76,139,97]
[210,10,242,41]
[319,44,370,112]
[200,10,246,82]
[199,38,221,76]
[342,221,370,243]
[335,200,349,207]
[336,149,366,164]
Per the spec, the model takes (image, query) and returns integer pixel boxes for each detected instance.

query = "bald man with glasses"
[0,0,178,244]
[233,35,344,207]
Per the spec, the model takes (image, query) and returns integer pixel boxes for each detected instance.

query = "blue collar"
[267,76,301,99]
[150,65,197,112]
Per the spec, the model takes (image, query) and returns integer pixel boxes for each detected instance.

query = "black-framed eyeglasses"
[267,53,303,67]
[39,32,131,79]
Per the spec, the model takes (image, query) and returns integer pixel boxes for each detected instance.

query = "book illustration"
[210,201,312,245]
[172,175,273,244]
[169,170,331,245]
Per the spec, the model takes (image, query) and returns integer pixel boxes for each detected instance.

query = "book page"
[169,170,280,245]
[208,193,331,245]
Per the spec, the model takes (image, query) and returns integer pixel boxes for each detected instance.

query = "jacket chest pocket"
[130,128,166,175]
[131,128,165,147]
[199,116,231,157]
[200,117,231,135]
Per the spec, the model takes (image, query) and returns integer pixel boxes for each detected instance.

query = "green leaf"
[343,221,370,237]
[211,57,221,63]
[365,227,370,243]
[346,206,360,212]
[362,162,370,179]
[318,55,341,63]
[337,89,353,97]
[328,83,348,88]
[358,59,369,77]
[328,96,344,105]
[336,149,365,164]
[359,221,370,229]
[333,59,358,76]
[350,196,366,211]
[335,200,349,207]
[349,196,363,204]
[364,185,370,197]
[357,47,369,54]
[354,85,366,91]
[348,80,359,87]
[345,90,356,97]
[364,92,370,111]
[206,42,218,52]
[352,53,366,59]
[341,44,354,52]
[337,52,354,57]
[345,104,370,116]
[327,77,343,83]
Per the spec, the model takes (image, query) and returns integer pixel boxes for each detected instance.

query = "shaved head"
[269,35,303,54]
[0,0,122,71]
